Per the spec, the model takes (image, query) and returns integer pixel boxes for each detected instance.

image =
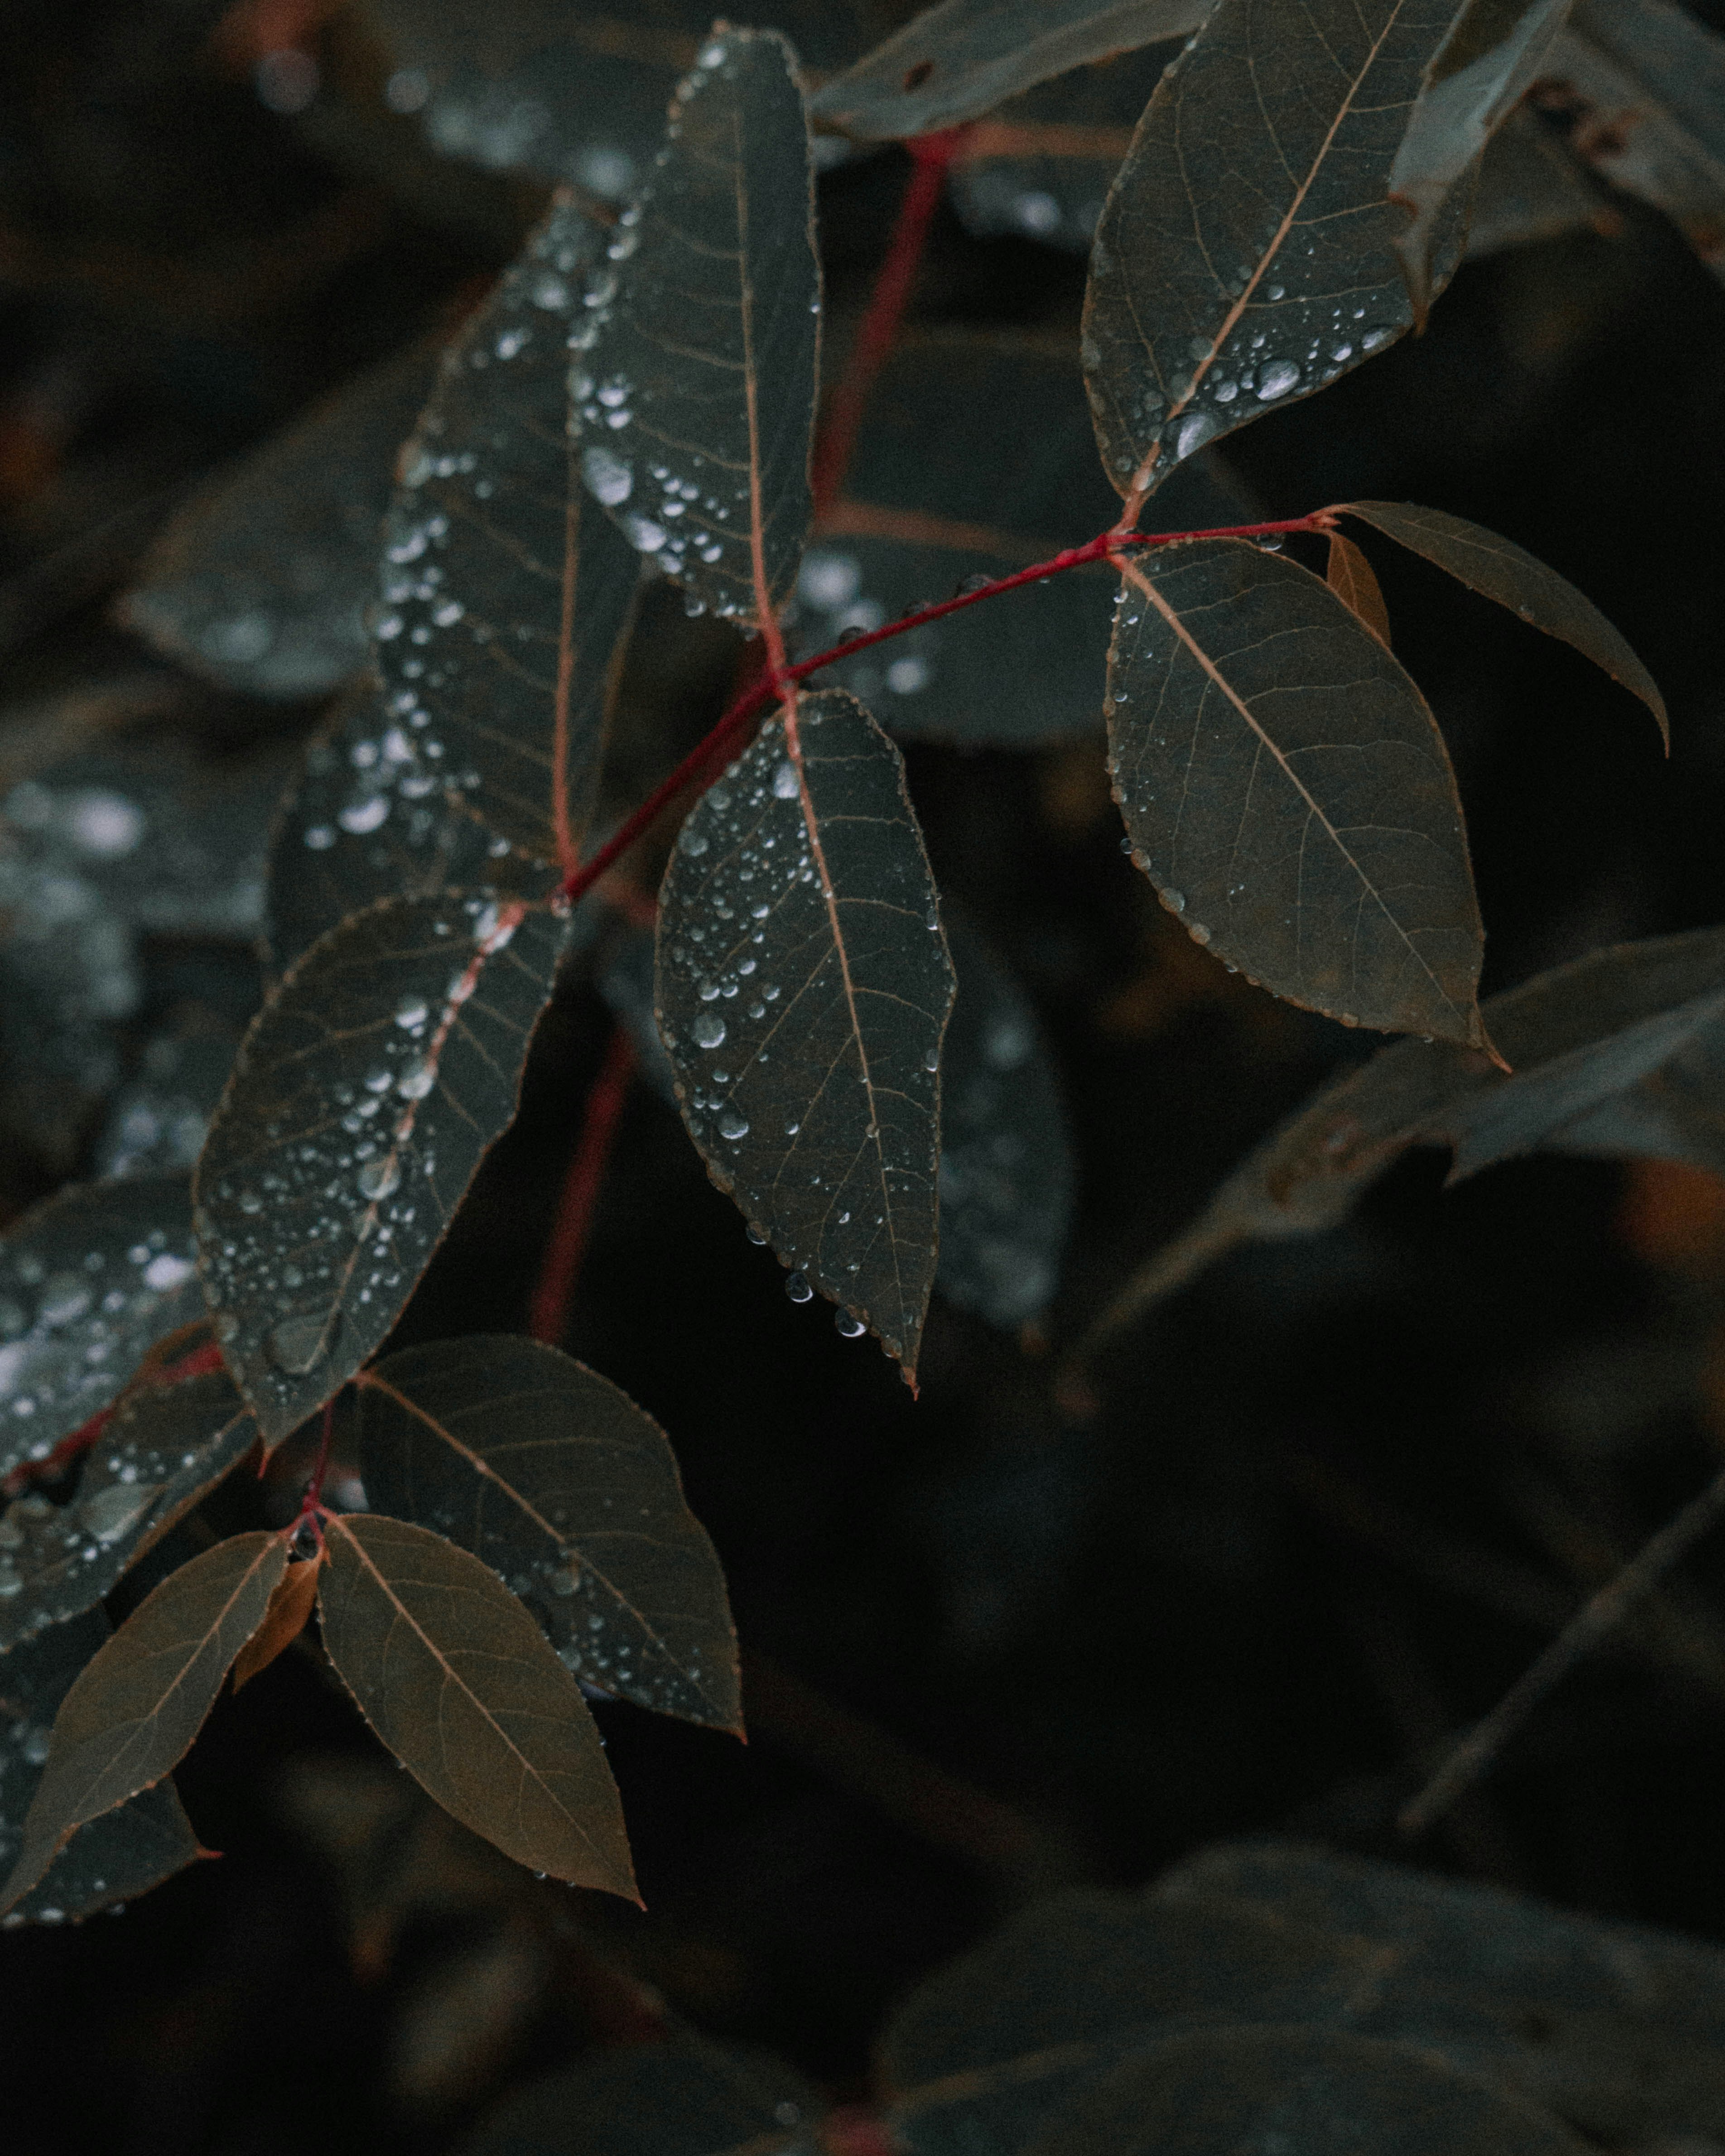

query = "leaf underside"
[655,689,956,1379]
[1108,539,1486,1045]
[357,1334,740,1732]
[1325,531,1393,647]
[230,1556,323,1693]
[317,1512,636,1898]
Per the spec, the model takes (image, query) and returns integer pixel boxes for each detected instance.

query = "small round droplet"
[834,1310,865,1338]
[395,994,429,1029]
[358,1157,401,1200]
[745,1222,768,1246]
[772,760,799,799]
[717,1107,749,1140]
[693,1012,727,1049]
[785,1271,813,1304]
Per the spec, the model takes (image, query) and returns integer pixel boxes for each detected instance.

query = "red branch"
[530,1023,638,1346]
[2,1339,226,1498]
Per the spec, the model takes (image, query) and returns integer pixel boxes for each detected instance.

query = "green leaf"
[0,1173,204,1485]
[317,1511,636,1897]
[120,341,441,698]
[655,689,956,1381]
[1083,0,1469,509]
[809,0,1210,140]
[195,894,569,1444]
[0,1367,259,1654]
[574,28,821,628]
[0,1607,201,1927]
[378,190,643,870]
[357,1334,740,1732]
[1335,500,1669,741]
[1465,103,1615,260]
[0,1530,285,1914]
[1107,539,1487,1046]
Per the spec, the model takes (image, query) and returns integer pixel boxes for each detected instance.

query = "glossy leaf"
[318,1512,636,1897]
[357,1335,740,1732]
[1083,0,1469,507]
[655,690,956,1380]
[0,1607,200,1929]
[810,0,1210,140]
[231,1554,322,1693]
[1336,500,1668,740]
[0,1530,284,1913]
[1107,539,1487,1045]
[0,1366,259,1654]
[377,190,643,869]
[1325,530,1392,647]
[196,894,569,1444]
[0,1174,203,1485]
[574,29,820,627]
[120,342,441,699]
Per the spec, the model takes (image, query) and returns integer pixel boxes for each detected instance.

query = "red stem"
[299,1396,334,1527]
[2,1340,226,1498]
[530,1023,638,1346]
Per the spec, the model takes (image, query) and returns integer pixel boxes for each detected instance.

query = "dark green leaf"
[0,1607,201,1928]
[357,1334,740,1732]
[1107,539,1487,1046]
[0,1367,259,1653]
[1336,500,1668,740]
[574,29,820,628]
[318,1511,636,1897]
[655,689,955,1381]
[120,342,441,699]
[0,1173,203,1485]
[196,895,568,1444]
[378,190,643,869]
[1083,0,1468,509]
[810,0,1209,140]
[1464,104,1616,259]
[0,1530,284,1913]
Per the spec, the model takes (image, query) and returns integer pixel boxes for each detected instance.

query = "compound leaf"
[230,1554,323,1693]
[655,690,955,1381]
[574,29,820,627]
[1336,500,1668,741]
[0,1530,284,1914]
[1325,531,1392,647]
[196,894,568,1444]
[318,1512,636,1897]
[1108,539,1486,1046]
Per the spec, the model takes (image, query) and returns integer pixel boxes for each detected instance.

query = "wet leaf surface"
[377,191,642,868]
[0,1366,258,1653]
[121,342,441,699]
[1107,539,1485,1045]
[318,1512,635,1897]
[810,0,1209,140]
[1083,0,1466,507]
[574,28,820,628]
[0,1530,284,1913]
[196,894,568,1444]
[357,1334,739,1731]
[655,690,955,1380]
[0,1606,200,1929]
[1336,500,1668,739]
[230,1553,322,1693]
[1324,531,1392,647]
[0,1174,203,1484]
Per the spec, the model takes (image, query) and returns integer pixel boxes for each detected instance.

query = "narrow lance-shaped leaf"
[1108,539,1488,1046]
[231,1554,323,1693]
[574,28,821,627]
[196,893,569,1444]
[357,1336,740,1732]
[318,1512,636,1897]
[809,0,1212,140]
[655,690,956,1381]
[1334,500,1668,741]
[1325,531,1393,648]
[0,1365,259,1654]
[1083,0,1471,510]
[0,1531,285,1915]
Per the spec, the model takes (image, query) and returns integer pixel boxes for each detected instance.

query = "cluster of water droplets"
[787,549,939,705]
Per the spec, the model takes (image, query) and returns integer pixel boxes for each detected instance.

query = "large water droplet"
[1255,359,1301,400]
[717,1107,749,1140]
[582,446,633,505]
[834,1310,865,1338]
[693,1013,726,1049]
[268,1314,332,1376]
[785,1271,813,1304]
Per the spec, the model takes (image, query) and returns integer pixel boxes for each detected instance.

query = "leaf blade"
[230,1554,323,1693]
[1324,531,1393,648]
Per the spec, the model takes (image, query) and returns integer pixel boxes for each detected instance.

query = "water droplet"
[395,994,429,1029]
[358,1157,401,1201]
[693,1013,727,1049]
[745,1222,768,1246]
[268,1314,332,1376]
[772,760,799,799]
[678,825,708,857]
[1255,359,1301,400]
[1163,889,1186,913]
[835,1310,865,1338]
[396,1062,435,1100]
[717,1108,749,1140]
[582,446,633,505]
[1173,409,1222,460]
[785,1271,813,1303]
[922,1046,939,1072]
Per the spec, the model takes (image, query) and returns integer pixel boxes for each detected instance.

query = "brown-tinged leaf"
[195,895,569,1444]
[377,190,643,869]
[357,1335,739,1732]
[1336,500,1668,740]
[231,1553,323,1693]
[1324,530,1393,648]
[1083,0,1470,510]
[0,1606,201,1927]
[1108,539,1486,1045]
[317,1513,636,1897]
[120,342,441,699]
[809,0,1210,140]
[655,690,956,1380]
[0,1173,203,1486]
[574,29,820,628]
[0,1367,259,1654]
[0,1530,285,1914]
